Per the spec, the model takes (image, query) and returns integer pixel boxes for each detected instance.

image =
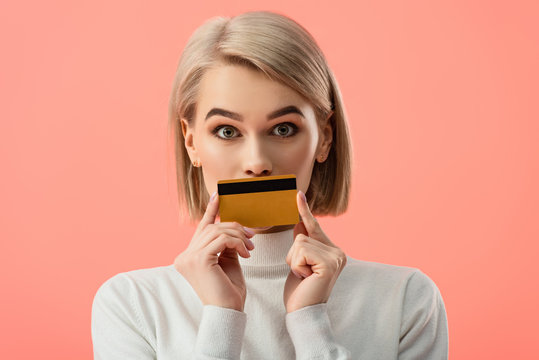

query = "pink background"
[1,0,538,358]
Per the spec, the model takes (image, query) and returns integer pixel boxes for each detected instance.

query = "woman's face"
[182,63,332,233]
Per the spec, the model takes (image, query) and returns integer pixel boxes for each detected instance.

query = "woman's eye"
[213,125,239,139]
[212,122,298,141]
[272,123,297,138]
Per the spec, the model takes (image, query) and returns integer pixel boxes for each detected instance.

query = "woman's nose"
[242,139,272,177]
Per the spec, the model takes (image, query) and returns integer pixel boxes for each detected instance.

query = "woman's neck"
[239,228,295,269]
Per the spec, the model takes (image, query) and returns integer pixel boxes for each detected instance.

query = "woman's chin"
[245,226,273,232]
[244,224,295,234]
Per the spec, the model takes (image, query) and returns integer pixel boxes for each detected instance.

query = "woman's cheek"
[203,142,235,173]
[199,142,236,194]
[286,139,317,193]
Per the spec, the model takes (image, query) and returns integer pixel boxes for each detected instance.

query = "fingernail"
[299,191,307,203]
[247,239,255,249]
[210,191,217,202]
[243,227,255,236]
[292,270,302,279]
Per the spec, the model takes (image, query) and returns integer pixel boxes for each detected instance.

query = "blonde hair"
[168,11,353,222]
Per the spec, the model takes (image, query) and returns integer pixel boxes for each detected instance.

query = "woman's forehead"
[200,65,302,101]
[196,64,316,122]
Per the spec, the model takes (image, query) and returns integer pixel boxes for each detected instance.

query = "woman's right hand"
[174,191,255,312]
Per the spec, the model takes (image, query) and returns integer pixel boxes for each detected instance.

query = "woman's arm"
[285,303,351,359]
[282,191,351,359]
[194,305,246,359]
[91,274,248,360]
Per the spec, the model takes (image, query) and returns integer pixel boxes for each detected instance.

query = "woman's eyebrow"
[205,105,304,122]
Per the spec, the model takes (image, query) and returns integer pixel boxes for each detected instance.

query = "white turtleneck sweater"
[91,229,448,359]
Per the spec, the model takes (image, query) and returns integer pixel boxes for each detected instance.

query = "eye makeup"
[211,122,299,141]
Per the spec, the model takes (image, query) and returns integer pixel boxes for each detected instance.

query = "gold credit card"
[218,174,299,228]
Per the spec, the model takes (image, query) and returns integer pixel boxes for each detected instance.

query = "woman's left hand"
[284,190,348,313]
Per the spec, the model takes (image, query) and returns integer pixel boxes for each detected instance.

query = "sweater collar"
[239,228,294,278]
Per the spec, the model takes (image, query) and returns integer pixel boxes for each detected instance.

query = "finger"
[205,234,251,259]
[210,221,255,238]
[296,190,320,237]
[297,234,331,251]
[292,236,346,278]
[296,191,334,246]
[287,234,322,265]
[289,241,318,278]
[293,220,308,239]
[286,236,320,277]
[285,240,304,278]
[198,192,219,230]
[218,248,246,291]
[200,223,255,250]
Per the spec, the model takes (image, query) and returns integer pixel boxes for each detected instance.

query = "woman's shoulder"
[340,256,441,296]
[336,258,448,355]
[93,264,180,302]
[343,256,417,278]
[91,265,192,352]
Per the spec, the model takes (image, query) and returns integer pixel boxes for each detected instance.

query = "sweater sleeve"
[285,303,351,359]
[398,270,449,360]
[92,274,248,360]
[91,275,156,360]
[194,305,247,359]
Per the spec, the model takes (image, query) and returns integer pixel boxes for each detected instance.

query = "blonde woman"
[92,11,448,359]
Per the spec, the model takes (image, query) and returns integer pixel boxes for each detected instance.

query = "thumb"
[198,191,219,229]
[293,221,308,239]
[296,190,320,236]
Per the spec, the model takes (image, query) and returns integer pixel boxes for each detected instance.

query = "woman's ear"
[181,118,198,161]
[316,111,333,162]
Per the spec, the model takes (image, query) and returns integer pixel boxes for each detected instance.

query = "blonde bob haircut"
[168,10,353,222]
